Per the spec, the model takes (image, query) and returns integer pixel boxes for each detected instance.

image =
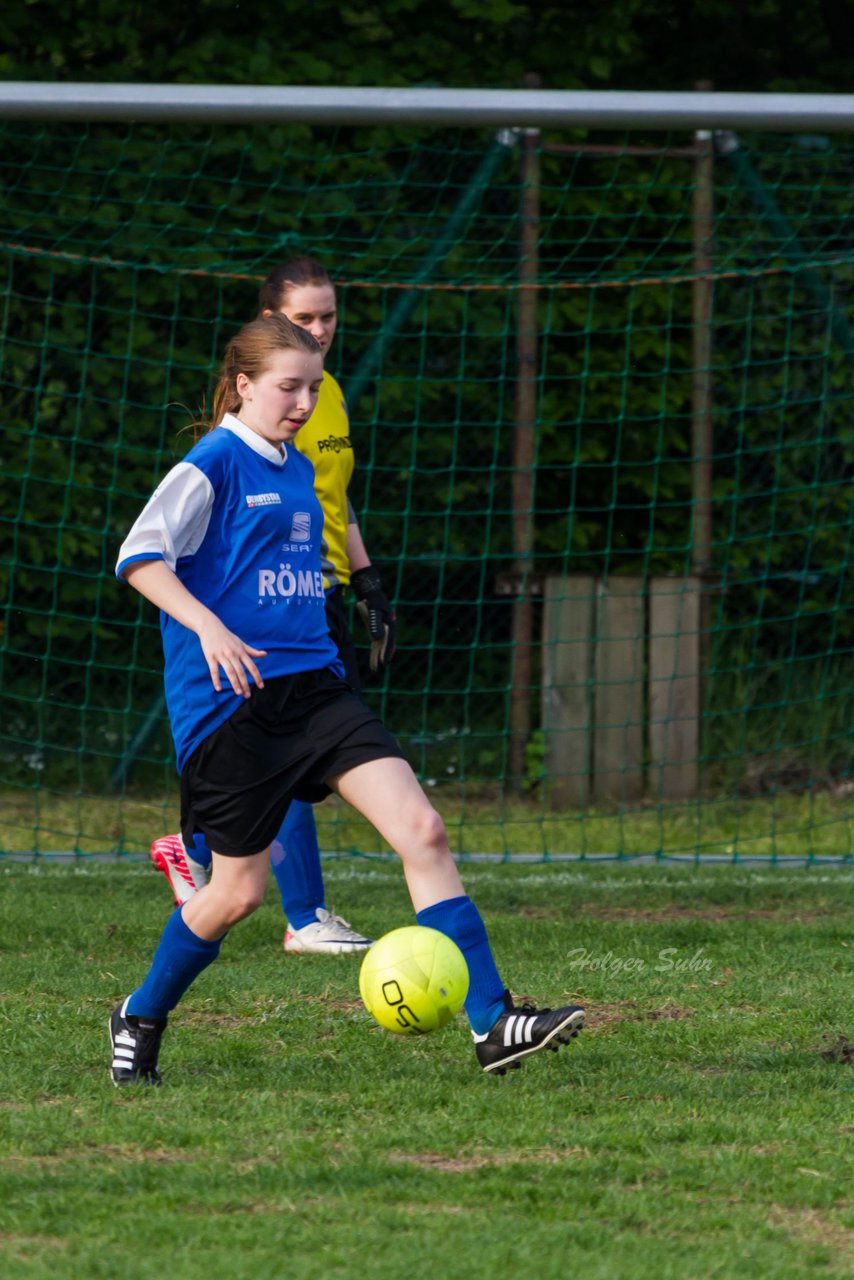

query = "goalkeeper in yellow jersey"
[150,259,395,953]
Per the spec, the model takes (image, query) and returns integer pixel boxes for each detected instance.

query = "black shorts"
[180,667,404,857]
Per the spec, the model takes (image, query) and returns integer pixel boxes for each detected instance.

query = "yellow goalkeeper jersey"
[294,369,354,588]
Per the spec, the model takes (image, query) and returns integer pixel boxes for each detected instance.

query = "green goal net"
[1,116,852,861]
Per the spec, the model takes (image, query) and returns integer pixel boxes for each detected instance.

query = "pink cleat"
[149,834,209,906]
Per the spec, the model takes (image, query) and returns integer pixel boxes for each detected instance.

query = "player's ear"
[235,371,252,399]
[260,308,273,318]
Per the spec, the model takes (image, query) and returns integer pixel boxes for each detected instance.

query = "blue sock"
[416,896,506,1035]
[185,831,211,871]
[270,801,325,929]
[126,907,223,1020]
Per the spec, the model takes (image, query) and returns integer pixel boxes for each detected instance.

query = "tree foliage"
[1,2,852,788]
[3,0,854,93]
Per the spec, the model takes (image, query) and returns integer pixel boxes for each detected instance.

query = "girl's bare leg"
[181,847,271,940]
[328,757,464,912]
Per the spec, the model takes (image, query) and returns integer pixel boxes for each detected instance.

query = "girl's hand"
[197,620,267,698]
[121,561,266,698]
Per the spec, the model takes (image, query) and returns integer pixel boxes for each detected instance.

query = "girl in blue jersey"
[149,258,392,956]
[111,313,583,1084]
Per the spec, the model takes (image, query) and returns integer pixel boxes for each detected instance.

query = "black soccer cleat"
[109,998,167,1087]
[474,991,584,1074]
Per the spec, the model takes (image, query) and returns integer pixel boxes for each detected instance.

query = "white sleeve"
[115,461,215,579]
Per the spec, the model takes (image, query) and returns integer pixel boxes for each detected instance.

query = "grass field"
[2,858,854,1279]
[2,786,852,860]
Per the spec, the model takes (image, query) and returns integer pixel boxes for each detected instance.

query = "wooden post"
[649,577,701,799]
[592,579,644,803]
[541,576,596,806]
[509,72,541,788]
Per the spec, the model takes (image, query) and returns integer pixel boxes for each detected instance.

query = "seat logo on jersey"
[258,562,325,601]
[245,492,282,508]
[289,511,311,542]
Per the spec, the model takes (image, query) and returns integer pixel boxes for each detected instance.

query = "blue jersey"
[116,415,343,771]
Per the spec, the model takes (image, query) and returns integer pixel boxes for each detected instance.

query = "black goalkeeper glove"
[351,565,396,674]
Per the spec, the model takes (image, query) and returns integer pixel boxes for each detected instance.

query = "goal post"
[1,82,854,130]
[1,85,852,861]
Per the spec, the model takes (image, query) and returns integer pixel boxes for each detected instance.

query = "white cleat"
[283,907,374,955]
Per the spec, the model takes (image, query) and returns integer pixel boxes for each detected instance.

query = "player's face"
[278,283,338,356]
[236,348,324,447]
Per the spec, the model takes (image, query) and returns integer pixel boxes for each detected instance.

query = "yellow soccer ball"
[359,925,469,1036]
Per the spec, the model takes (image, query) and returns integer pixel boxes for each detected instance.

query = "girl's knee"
[409,803,449,857]
[215,884,266,925]
[424,805,448,850]
[239,892,266,921]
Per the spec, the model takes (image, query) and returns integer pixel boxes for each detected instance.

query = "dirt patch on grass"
[83,1143,199,1163]
[389,1147,590,1173]
[211,1199,312,1216]
[584,1000,693,1030]
[0,1097,66,1111]
[767,1205,854,1258]
[182,995,365,1027]
[820,1034,854,1064]
[0,1233,68,1256]
[2,1145,198,1168]
[400,1202,465,1215]
[291,994,365,1014]
[182,1012,246,1030]
[517,905,565,920]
